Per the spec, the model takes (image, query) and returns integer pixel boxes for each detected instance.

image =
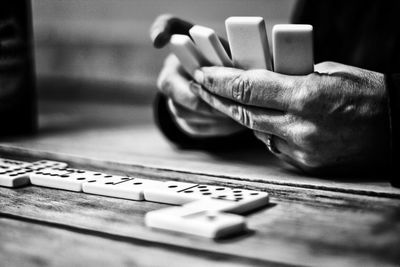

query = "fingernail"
[194,70,204,84]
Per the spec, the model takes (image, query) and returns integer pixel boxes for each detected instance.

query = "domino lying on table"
[151,16,314,236]
[0,157,269,239]
[1,17,313,239]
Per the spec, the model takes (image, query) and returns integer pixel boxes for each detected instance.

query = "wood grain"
[1,179,399,267]
[1,97,400,266]
[0,217,267,267]
[0,100,398,198]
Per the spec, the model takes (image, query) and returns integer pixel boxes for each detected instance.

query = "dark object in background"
[0,1,36,136]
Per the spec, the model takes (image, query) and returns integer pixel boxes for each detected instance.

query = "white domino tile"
[0,158,30,171]
[26,160,69,170]
[0,159,69,188]
[29,168,102,192]
[144,180,198,205]
[189,25,233,67]
[145,205,246,238]
[169,34,210,75]
[272,24,314,75]
[0,167,33,187]
[143,180,268,213]
[178,185,269,214]
[83,177,161,200]
[0,157,269,240]
[225,16,272,70]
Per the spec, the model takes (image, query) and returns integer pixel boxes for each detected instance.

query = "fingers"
[168,99,232,124]
[158,55,226,117]
[150,14,194,48]
[253,131,291,155]
[175,118,244,137]
[191,82,289,138]
[193,67,305,111]
[253,131,308,171]
[314,61,355,74]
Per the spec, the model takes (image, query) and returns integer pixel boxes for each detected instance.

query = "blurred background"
[32,0,296,104]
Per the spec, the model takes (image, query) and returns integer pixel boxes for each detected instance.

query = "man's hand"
[158,54,243,136]
[191,62,390,174]
[151,14,244,137]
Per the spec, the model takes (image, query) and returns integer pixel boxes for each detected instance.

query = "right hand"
[151,14,244,137]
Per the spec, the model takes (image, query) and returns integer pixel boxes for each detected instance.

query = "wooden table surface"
[1,80,400,267]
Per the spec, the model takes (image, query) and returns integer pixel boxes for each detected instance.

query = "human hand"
[157,53,243,136]
[191,62,390,174]
[151,14,244,137]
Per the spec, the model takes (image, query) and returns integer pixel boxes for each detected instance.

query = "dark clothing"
[292,0,400,187]
[154,0,400,187]
[293,0,400,73]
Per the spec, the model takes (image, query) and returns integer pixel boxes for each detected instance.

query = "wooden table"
[1,79,400,267]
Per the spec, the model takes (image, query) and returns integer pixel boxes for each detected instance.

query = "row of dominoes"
[169,16,313,75]
[0,158,269,239]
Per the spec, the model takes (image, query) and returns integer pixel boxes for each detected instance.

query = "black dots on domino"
[179,184,263,202]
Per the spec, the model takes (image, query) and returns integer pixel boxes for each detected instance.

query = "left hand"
[151,14,244,137]
[191,62,391,175]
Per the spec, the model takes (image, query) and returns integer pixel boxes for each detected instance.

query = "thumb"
[150,14,194,48]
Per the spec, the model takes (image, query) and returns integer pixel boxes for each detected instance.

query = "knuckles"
[288,73,319,113]
[289,72,340,117]
[230,73,253,103]
[287,120,324,168]
[230,105,254,128]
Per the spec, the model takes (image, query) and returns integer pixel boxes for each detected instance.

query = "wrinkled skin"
[152,14,245,137]
[157,54,244,136]
[191,62,390,174]
[152,14,391,175]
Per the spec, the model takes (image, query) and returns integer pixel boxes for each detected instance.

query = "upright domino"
[169,34,210,75]
[189,25,233,67]
[272,24,314,75]
[145,205,246,239]
[225,16,272,70]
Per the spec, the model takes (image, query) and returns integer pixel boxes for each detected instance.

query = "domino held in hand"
[272,24,314,75]
[189,25,232,67]
[169,34,209,75]
[225,16,272,70]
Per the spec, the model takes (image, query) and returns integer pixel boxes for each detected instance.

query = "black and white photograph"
[1,0,399,266]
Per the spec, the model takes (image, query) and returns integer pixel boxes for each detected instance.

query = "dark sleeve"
[386,74,400,187]
[153,93,260,151]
